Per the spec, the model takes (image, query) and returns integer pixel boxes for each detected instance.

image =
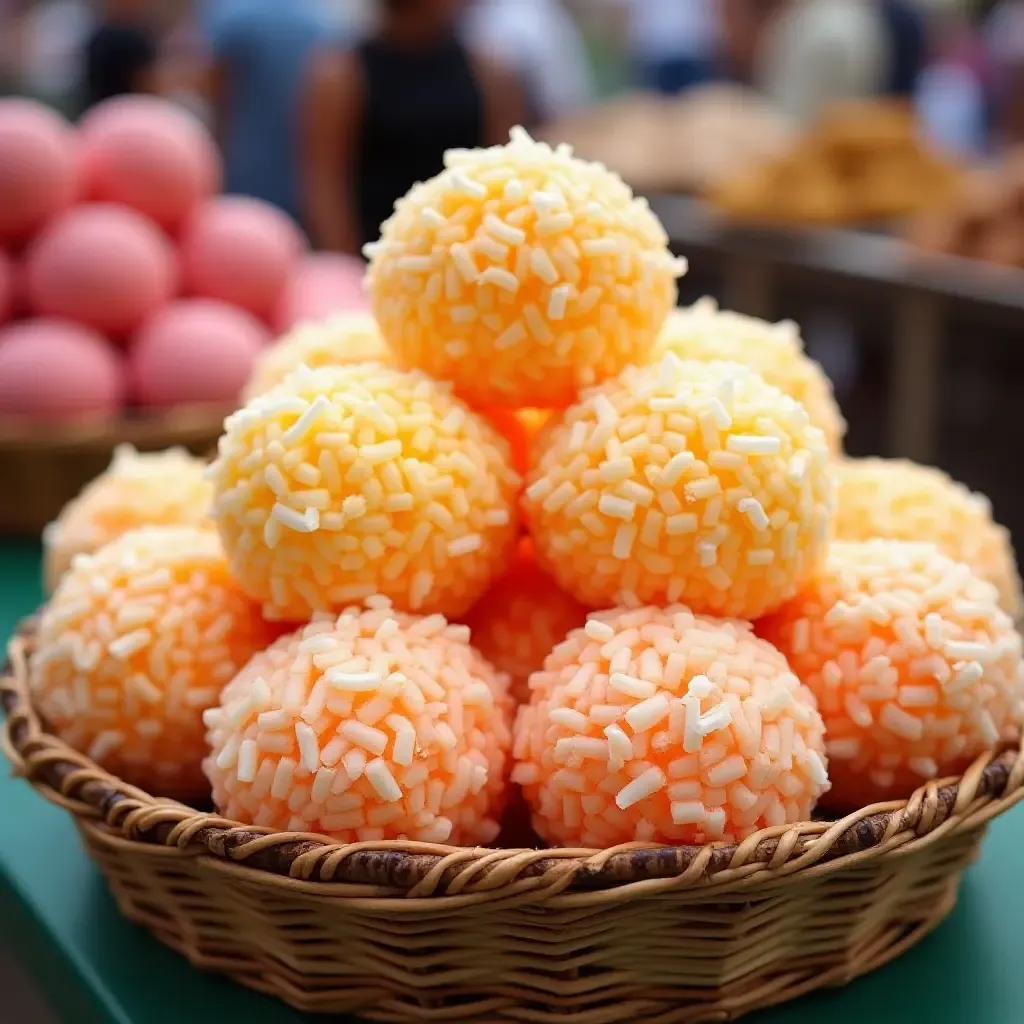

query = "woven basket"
[4,620,1024,1024]
[0,405,228,536]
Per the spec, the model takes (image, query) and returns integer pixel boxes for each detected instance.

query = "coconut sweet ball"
[243,311,392,401]
[524,356,835,619]
[834,457,1022,619]
[513,605,829,848]
[653,298,846,454]
[211,362,520,621]
[366,127,686,409]
[30,526,275,797]
[203,598,512,843]
[759,540,1024,808]
[463,538,588,703]
[43,444,213,592]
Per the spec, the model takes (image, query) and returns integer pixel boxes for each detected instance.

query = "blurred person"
[986,0,1024,144]
[624,0,718,94]
[302,0,525,254]
[17,0,93,111]
[82,0,161,110]
[916,3,990,155]
[461,0,594,123]
[879,0,927,95]
[755,0,892,125]
[204,0,341,225]
[720,0,785,84]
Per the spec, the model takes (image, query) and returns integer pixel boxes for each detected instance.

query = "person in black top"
[82,0,160,112]
[302,0,525,254]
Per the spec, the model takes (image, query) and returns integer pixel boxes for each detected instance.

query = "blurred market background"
[0,0,1023,541]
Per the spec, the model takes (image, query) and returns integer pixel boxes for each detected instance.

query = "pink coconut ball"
[26,204,177,337]
[180,197,304,321]
[0,318,124,420]
[79,96,221,234]
[129,298,270,408]
[274,252,369,332]
[0,99,78,243]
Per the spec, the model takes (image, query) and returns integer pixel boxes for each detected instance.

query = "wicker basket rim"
[0,403,231,454]
[5,618,1024,902]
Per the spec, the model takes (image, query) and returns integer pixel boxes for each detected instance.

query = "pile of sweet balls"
[31,129,1024,851]
[0,97,366,421]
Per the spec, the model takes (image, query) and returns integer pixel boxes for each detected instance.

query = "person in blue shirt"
[203,0,341,226]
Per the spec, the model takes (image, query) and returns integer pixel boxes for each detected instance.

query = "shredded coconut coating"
[523,356,835,619]
[243,312,392,401]
[365,127,685,409]
[210,362,520,622]
[759,540,1024,808]
[463,539,587,703]
[513,604,829,847]
[479,407,552,475]
[653,298,846,454]
[203,598,513,844]
[30,526,276,797]
[43,444,214,593]
[835,457,1023,619]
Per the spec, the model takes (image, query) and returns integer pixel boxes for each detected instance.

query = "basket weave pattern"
[5,621,1024,1023]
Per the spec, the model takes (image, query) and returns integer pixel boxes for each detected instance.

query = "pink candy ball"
[25,204,177,337]
[79,96,220,233]
[129,299,270,408]
[274,253,369,332]
[0,318,124,420]
[0,99,78,243]
[180,197,304,321]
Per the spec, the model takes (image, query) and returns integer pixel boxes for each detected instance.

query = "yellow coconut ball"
[524,356,835,619]
[42,444,213,592]
[653,298,846,454]
[203,598,512,843]
[366,127,686,409]
[759,540,1024,809]
[835,457,1022,619]
[243,312,392,401]
[210,362,520,622]
[513,605,829,848]
[463,538,588,703]
[30,526,276,797]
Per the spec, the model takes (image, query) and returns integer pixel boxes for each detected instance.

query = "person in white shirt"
[755,0,892,126]
[461,0,594,123]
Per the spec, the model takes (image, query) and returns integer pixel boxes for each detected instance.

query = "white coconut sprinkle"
[726,435,782,455]
[697,702,732,736]
[615,767,666,810]
[609,673,657,699]
[365,758,403,802]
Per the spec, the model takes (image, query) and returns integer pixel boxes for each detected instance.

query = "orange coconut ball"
[29,526,276,797]
[480,407,553,475]
[513,604,829,847]
[759,540,1024,808]
[835,458,1022,620]
[242,311,391,401]
[524,355,835,618]
[463,539,587,703]
[366,127,686,409]
[42,444,214,592]
[203,598,513,843]
[653,298,846,454]
[210,362,520,621]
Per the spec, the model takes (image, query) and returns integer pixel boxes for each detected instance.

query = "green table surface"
[2,538,1022,1024]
